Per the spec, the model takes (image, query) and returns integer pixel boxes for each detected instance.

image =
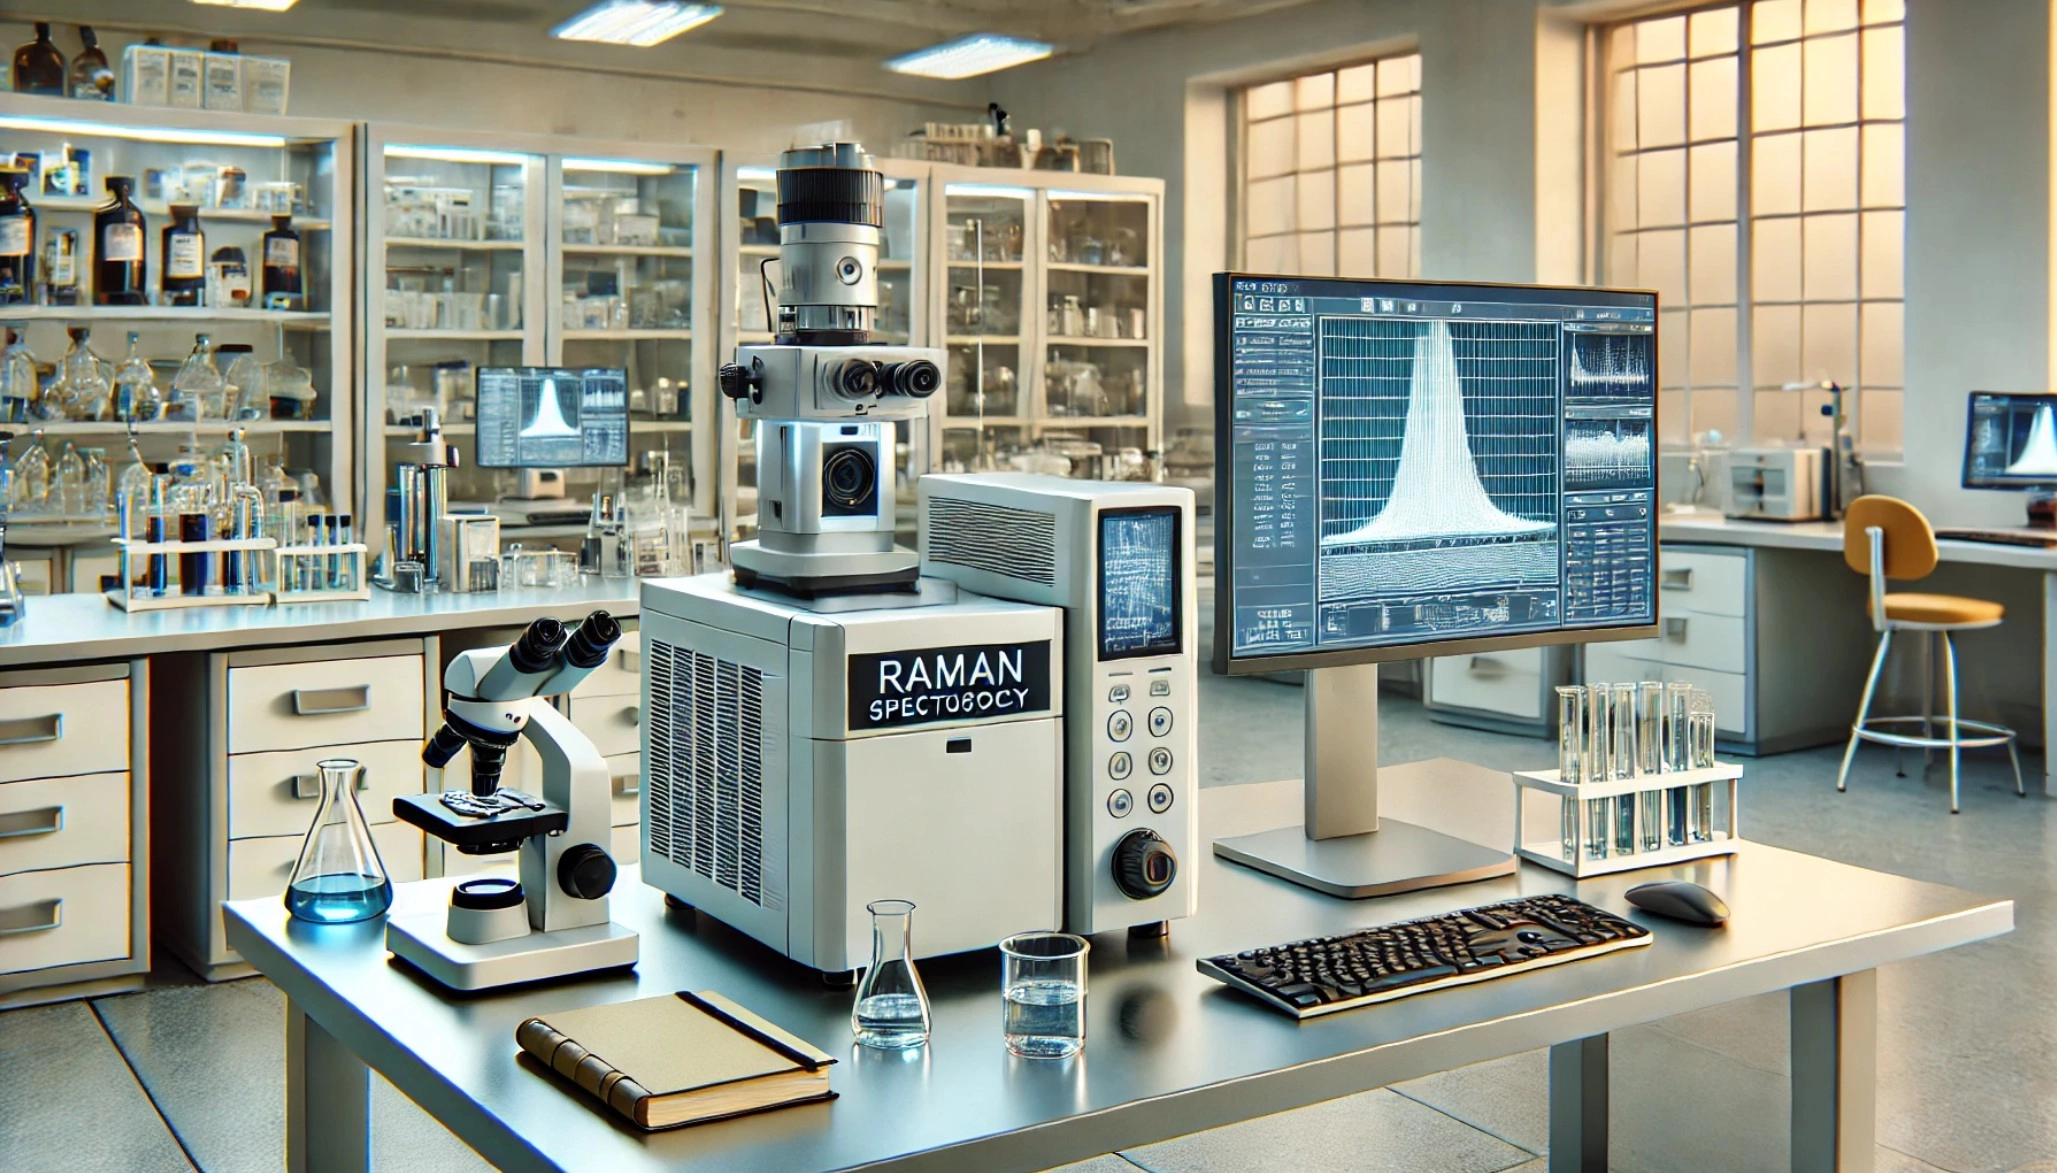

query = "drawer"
[72,552,121,594]
[1584,642,1663,686]
[14,555,51,597]
[572,633,642,700]
[227,655,424,755]
[0,772,129,877]
[0,862,129,977]
[1658,549,1747,618]
[575,695,640,759]
[1428,651,1544,720]
[0,679,129,784]
[609,824,639,868]
[227,741,424,840]
[1652,613,1746,674]
[607,751,640,828]
[1664,665,1748,737]
[226,822,423,902]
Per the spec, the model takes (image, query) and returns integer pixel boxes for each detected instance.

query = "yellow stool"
[1836,495,2024,812]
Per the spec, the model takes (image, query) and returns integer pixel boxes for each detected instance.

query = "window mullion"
[1736,0,1755,446]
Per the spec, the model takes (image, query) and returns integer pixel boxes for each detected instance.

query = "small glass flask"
[169,333,226,421]
[0,329,36,424]
[55,326,111,421]
[113,332,162,422]
[117,432,155,538]
[851,898,931,1050]
[12,428,49,512]
[52,441,85,517]
[219,344,263,420]
[284,757,393,924]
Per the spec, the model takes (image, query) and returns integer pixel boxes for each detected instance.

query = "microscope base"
[386,912,638,991]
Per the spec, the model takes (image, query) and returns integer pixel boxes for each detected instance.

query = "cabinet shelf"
[561,244,693,258]
[946,259,1024,270]
[1035,417,1151,429]
[947,334,1021,346]
[16,419,331,436]
[1047,262,1150,275]
[35,196,332,231]
[1,305,329,328]
[385,328,522,341]
[562,328,692,341]
[385,237,526,252]
[1048,336,1150,348]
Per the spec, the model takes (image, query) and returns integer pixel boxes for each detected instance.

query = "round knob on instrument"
[1112,829,1177,900]
[556,843,617,901]
[717,362,756,401]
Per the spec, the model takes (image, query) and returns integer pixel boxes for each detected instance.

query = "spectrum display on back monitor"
[1218,275,1658,659]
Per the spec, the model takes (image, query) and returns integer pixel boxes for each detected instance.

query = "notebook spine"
[515,1017,652,1121]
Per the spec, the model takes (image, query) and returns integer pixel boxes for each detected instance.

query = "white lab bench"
[0,581,641,1001]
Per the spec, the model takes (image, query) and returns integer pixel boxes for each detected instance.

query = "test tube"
[145,514,168,597]
[324,514,340,590]
[1689,689,1717,842]
[303,516,321,592]
[1555,685,1583,862]
[1610,684,1637,855]
[1584,683,1611,860]
[338,514,355,591]
[180,512,210,596]
[1665,681,1693,845]
[1638,680,1665,850]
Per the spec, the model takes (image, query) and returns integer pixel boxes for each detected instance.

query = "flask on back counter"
[161,203,205,307]
[0,165,35,305]
[261,214,302,311]
[93,176,147,307]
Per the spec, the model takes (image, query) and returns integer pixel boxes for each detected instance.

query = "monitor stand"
[1212,663,1518,898]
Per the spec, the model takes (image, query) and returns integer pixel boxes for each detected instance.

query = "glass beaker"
[1554,685,1583,861]
[283,758,393,924]
[852,898,931,1050]
[1001,931,1088,1059]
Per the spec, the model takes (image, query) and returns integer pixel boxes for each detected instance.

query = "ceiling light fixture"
[0,115,286,149]
[386,145,531,166]
[563,157,676,175]
[189,0,301,11]
[885,33,1053,80]
[552,1,722,47]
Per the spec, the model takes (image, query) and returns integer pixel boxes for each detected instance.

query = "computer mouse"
[1624,880,1730,926]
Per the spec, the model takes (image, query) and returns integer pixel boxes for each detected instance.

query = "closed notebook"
[516,991,836,1130]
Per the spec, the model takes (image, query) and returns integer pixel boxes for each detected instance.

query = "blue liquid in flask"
[285,873,393,923]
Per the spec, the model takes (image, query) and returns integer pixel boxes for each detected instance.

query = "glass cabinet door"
[941,183,1031,467]
[1042,190,1154,478]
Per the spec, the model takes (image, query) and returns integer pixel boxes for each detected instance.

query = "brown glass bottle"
[69,26,115,101]
[0,166,34,306]
[11,23,64,97]
[161,204,205,307]
[93,177,147,308]
[261,214,303,311]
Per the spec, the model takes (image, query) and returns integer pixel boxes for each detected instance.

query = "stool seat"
[1871,592,2005,626]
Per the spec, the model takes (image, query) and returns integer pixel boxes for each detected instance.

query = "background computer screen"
[1100,506,1182,660]
[474,367,630,469]
[1215,274,1659,669]
[1963,392,2057,488]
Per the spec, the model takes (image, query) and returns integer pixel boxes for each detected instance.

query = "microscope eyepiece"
[563,610,622,670]
[422,723,468,769]
[509,616,568,674]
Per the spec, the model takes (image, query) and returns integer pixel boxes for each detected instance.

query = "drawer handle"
[291,773,370,801]
[1466,655,1510,677]
[0,806,62,839]
[613,773,640,797]
[0,897,60,936]
[1665,617,1689,640]
[1661,567,1695,591]
[0,713,63,747]
[618,648,641,673]
[292,686,373,717]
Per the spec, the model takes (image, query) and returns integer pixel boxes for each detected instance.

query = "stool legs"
[1840,630,1892,794]
[1943,631,1961,814]
[1921,631,1935,771]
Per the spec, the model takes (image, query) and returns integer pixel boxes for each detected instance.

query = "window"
[1240,53,1421,279]
[1602,0,1904,452]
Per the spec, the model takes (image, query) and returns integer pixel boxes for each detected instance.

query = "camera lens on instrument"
[881,359,941,399]
[509,616,568,674]
[422,723,468,769]
[564,610,622,670]
[830,358,880,402]
[822,446,878,513]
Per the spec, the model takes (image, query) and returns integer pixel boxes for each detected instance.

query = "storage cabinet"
[0,662,149,1008]
[1424,646,1573,736]
[153,637,437,979]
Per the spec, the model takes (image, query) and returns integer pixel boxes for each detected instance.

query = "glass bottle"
[41,228,80,307]
[84,447,111,522]
[284,758,394,924]
[12,428,48,513]
[261,214,303,311]
[93,177,147,307]
[219,344,264,420]
[0,329,34,424]
[206,242,251,311]
[160,204,205,307]
[112,332,161,422]
[12,23,64,96]
[53,440,85,517]
[69,26,114,100]
[117,431,154,537]
[169,333,225,421]
[0,165,34,305]
[851,898,931,1049]
[55,326,110,421]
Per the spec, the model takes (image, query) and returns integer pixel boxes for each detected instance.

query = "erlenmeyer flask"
[168,333,225,422]
[0,329,35,424]
[852,898,931,1049]
[112,331,161,422]
[284,757,393,923]
[53,440,85,516]
[12,429,49,512]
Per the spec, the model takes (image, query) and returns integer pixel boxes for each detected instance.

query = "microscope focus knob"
[718,361,761,404]
[557,843,617,901]
[1112,829,1177,900]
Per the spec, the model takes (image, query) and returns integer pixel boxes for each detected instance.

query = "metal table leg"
[1549,1034,1608,1173]
[286,1000,371,1173]
[1792,970,1877,1173]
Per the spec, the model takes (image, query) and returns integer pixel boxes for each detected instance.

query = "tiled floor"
[4,672,2054,1172]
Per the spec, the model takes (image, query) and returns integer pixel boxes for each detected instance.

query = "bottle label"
[265,237,300,269]
[168,233,205,278]
[0,217,25,259]
[103,223,143,263]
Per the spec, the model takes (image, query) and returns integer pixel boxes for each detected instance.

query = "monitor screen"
[1100,506,1182,660]
[1963,392,2057,489]
[1214,274,1660,671]
[474,367,630,469]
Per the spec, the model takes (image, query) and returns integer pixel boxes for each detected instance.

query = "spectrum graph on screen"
[1218,275,1658,659]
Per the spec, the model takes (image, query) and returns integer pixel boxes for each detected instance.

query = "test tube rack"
[272,543,371,605]
[106,535,279,612]
[1510,762,1743,879]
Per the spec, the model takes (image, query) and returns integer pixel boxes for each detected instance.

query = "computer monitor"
[1964,391,2057,493]
[474,367,630,469]
[1211,273,1660,897]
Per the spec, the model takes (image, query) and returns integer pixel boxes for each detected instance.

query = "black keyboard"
[1197,894,1652,1019]
[1934,527,2057,548]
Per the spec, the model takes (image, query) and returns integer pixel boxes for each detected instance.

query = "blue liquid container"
[284,758,393,924]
